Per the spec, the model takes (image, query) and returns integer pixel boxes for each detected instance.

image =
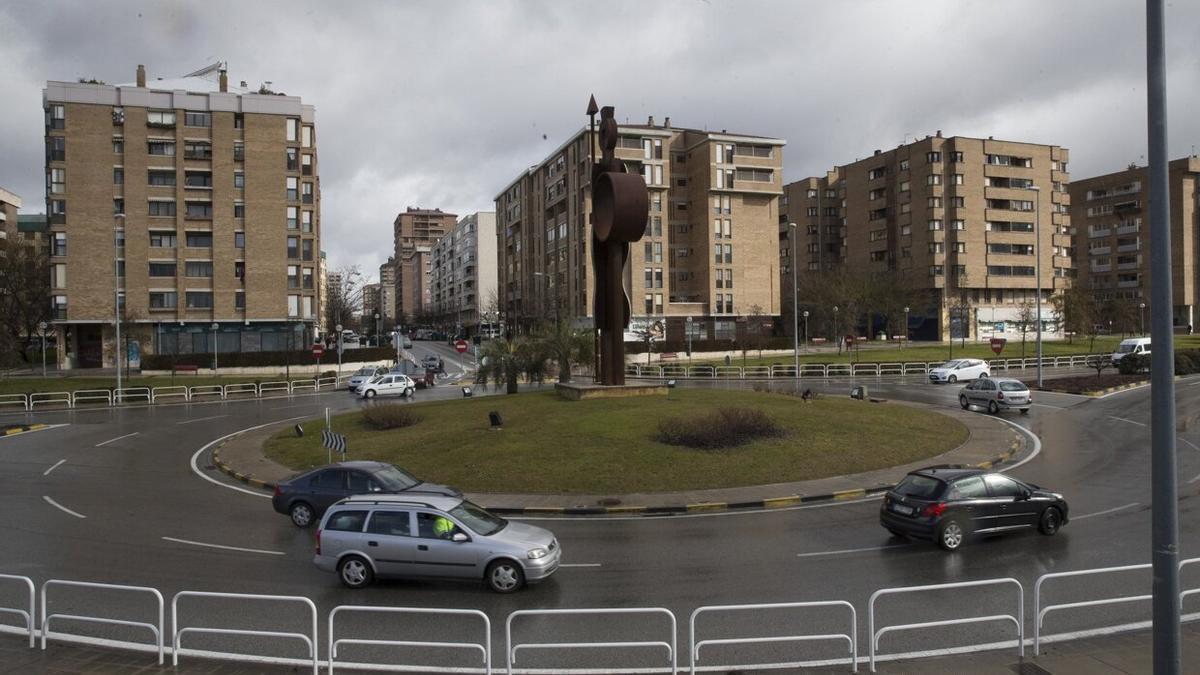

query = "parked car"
[928,358,989,383]
[959,377,1031,414]
[879,467,1068,551]
[1111,337,1151,366]
[346,366,388,391]
[272,461,461,527]
[421,355,441,370]
[358,373,416,399]
[313,494,560,592]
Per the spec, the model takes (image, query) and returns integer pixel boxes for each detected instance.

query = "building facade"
[1069,156,1198,329]
[780,133,1073,342]
[0,187,20,249]
[14,214,50,257]
[378,256,395,330]
[495,116,785,341]
[43,63,321,368]
[393,207,455,322]
[360,282,381,334]
[429,211,497,334]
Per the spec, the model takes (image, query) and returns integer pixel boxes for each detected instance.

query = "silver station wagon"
[313,494,560,593]
[959,376,1031,414]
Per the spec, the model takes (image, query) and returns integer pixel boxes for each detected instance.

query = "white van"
[1111,337,1151,365]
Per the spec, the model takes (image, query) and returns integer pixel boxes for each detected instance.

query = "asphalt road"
[2,366,1199,672]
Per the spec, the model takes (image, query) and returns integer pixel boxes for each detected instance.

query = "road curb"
[211,441,276,491]
[0,423,49,437]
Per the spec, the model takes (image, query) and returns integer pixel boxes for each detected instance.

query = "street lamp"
[210,322,219,374]
[903,306,910,350]
[685,316,693,369]
[1029,185,1043,387]
[802,310,809,353]
[832,305,840,355]
[1140,302,1147,336]
[375,312,381,346]
[38,321,48,376]
[114,213,125,396]
[335,323,344,376]
[789,223,799,382]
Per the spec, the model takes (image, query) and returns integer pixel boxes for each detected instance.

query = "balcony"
[1118,279,1140,288]
[1117,243,1141,253]
[1088,228,1111,238]
[1092,264,1112,273]
[1116,223,1140,235]
[1088,246,1110,256]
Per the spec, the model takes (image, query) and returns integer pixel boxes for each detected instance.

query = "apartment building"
[780,133,1073,341]
[378,256,395,329]
[428,211,497,334]
[43,63,320,368]
[14,214,50,257]
[495,116,785,340]
[360,282,381,331]
[1069,156,1199,328]
[393,207,455,322]
[0,187,19,249]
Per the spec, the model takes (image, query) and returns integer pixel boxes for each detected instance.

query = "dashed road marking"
[1108,416,1147,427]
[1074,502,1139,521]
[796,544,910,558]
[559,563,602,568]
[177,414,229,425]
[43,495,86,519]
[95,431,139,447]
[43,459,66,476]
[161,536,285,556]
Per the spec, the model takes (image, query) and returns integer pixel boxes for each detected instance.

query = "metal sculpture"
[588,96,648,385]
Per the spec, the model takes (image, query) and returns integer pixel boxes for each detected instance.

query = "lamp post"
[802,310,809,353]
[789,222,798,381]
[1139,302,1147,336]
[685,316,693,369]
[335,323,344,377]
[1029,184,1043,387]
[210,322,219,374]
[903,306,910,350]
[114,214,125,396]
[832,305,839,355]
[38,321,48,376]
[375,312,381,346]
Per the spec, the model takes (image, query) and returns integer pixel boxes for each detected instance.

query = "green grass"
[0,373,324,397]
[693,335,1200,369]
[264,389,967,494]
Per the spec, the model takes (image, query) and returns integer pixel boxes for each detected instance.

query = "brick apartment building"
[43,63,321,368]
[393,207,455,323]
[428,211,498,335]
[495,116,785,341]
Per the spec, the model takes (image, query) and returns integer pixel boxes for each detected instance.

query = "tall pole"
[1147,0,1180,670]
[114,227,122,396]
[1032,186,1043,387]
[790,223,798,383]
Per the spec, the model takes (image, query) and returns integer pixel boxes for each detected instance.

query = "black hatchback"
[879,467,1069,550]
[272,461,461,527]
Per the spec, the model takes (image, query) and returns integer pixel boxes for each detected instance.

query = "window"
[899,159,910,171]
[52,233,67,256]
[302,239,313,261]
[46,136,65,161]
[234,113,244,129]
[148,261,176,277]
[947,476,987,499]
[644,293,653,314]
[899,180,910,193]
[900,224,911,236]
[869,229,887,242]
[51,263,67,288]
[984,475,1026,498]
[233,143,244,161]
[231,232,244,249]
[185,261,213,278]
[286,177,299,200]
[367,511,412,537]
[929,265,944,276]
[927,174,942,185]
[302,295,314,318]
[954,242,967,253]
[900,203,911,215]
[185,291,213,309]
[184,171,212,188]
[286,148,298,171]
[47,104,65,129]
[286,118,300,142]
[929,242,944,254]
[302,154,313,175]
[148,170,175,186]
[928,197,942,208]
[867,166,886,180]
[869,188,886,201]
[926,151,941,163]
[234,202,245,218]
[714,244,722,264]
[302,210,313,233]
[184,141,212,159]
[302,267,314,289]
[301,125,313,148]
[186,201,213,218]
[148,140,175,156]
[928,219,943,231]
[48,168,65,193]
[113,137,124,153]
[185,232,213,248]
[287,265,300,288]
[723,243,732,264]
[291,206,304,229]
[870,251,887,262]
[325,510,368,533]
[952,173,964,185]
[235,291,246,309]
[234,172,245,188]
[147,110,176,127]
[288,236,299,259]
[149,292,177,309]
[951,219,965,230]
[149,231,176,248]
[653,242,662,263]
[184,111,210,127]
[950,151,964,163]
[952,196,965,207]
[113,198,124,215]
[148,200,176,217]
[302,181,313,203]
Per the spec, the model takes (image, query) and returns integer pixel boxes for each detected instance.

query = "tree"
[480,336,528,394]
[745,304,770,360]
[1104,297,1138,337]
[1086,353,1113,379]
[0,242,50,367]
[1013,301,1038,358]
[537,321,594,383]
[324,266,369,336]
[1051,284,1096,347]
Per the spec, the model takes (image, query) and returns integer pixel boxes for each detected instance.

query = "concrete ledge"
[0,423,48,437]
[554,381,668,400]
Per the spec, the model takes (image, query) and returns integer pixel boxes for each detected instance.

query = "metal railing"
[689,600,856,674]
[259,380,291,395]
[41,579,164,664]
[0,393,29,411]
[506,607,677,674]
[328,605,490,675]
[150,385,189,403]
[316,376,339,390]
[187,385,224,400]
[223,382,258,398]
[115,387,151,403]
[172,591,318,675]
[0,574,35,648]
[71,389,113,406]
[291,379,318,393]
[29,391,71,408]
[868,577,1024,672]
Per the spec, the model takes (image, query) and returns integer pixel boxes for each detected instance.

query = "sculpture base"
[555,382,669,401]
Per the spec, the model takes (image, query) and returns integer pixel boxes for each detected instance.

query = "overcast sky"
[2,0,1199,279]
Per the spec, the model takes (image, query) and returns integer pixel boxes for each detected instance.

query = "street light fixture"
[114,213,126,396]
[1029,184,1043,387]
[1140,302,1147,336]
[210,322,219,374]
[903,306,910,350]
[788,222,799,382]
[802,310,809,353]
[38,321,48,376]
[335,323,344,376]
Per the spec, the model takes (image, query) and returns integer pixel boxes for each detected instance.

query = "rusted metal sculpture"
[588,96,648,385]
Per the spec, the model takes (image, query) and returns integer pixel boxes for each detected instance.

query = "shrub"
[142,346,396,370]
[361,404,422,431]
[1118,353,1149,375]
[1175,350,1200,376]
[656,407,784,450]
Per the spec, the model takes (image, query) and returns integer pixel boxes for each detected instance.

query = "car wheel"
[938,519,965,551]
[948,374,957,383]
[1039,507,1063,535]
[959,395,969,410]
[289,502,314,528]
[486,559,525,593]
[404,387,414,397]
[979,372,989,379]
[365,389,376,399]
[987,400,1000,415]
[338,555,374,589]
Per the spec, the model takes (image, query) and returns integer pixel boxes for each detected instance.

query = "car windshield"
[1117,343,1139,353]
[354,367,375,376]
[894,474,945,499]
[998,381,1028,392]
[371,465,421,490]
[449,500,507,536]
[940,360,964,369]
[367,375,384,384]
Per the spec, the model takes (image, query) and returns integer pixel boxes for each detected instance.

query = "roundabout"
[2,368,1200,673]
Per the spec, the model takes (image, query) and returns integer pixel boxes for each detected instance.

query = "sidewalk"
[3,621,1198,673]
[212,400,1028,513]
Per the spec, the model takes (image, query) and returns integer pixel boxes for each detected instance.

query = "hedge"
[1116,349,1200,376]
[142,346,396,369]
[626,336,795,355]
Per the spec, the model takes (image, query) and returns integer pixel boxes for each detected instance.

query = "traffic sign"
[312,344,325,359]
[454,339,468,354]
[990,337,1007,355]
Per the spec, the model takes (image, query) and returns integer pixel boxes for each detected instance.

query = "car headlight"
[527,548,547,559]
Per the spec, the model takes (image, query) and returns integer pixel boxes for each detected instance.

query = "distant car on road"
[346,366,388,391]
[928,358,989,383]
[880,467,1068,551]
[273,461,461,528]
[1111,337,1150,366]
[358,373,416,399]
[313,494,560,592]
[959,377,1031,414]
[421,355,441,370]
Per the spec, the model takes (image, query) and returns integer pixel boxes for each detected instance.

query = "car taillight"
[921,502,947,518]
[315,529,321,555]
[273,484,282,497]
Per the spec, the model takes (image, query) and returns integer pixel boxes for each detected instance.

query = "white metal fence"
[0,376,347,412]
[40,579,164,664]
[506,607,677,674]
[328,605,491,675]
[172,591,319,675]
[689,600,856,674]
[625,353,1105,380]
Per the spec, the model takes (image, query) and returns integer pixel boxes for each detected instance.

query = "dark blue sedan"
[272,460,460,527]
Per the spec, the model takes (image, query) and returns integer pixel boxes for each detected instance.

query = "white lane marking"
[992,416,1042,473]
[95,431,139,447]
[1108,415,1147,427]
[1073,502,1140,521]
[43,459,66,476]
[1094,382,1153,398]
[269,402,320,411]
[189,416,309,499]
[1031,403,1066,410]
[161,536,285,556]
[1179,437,1200,452]
[42,495,86,519]
[796,544,910,558]
[177,414,229,425]
[559,563,602,568]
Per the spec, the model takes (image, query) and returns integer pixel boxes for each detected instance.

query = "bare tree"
[324,266,368,336]
[0,242,50,366]
[1014,301,1038,358]
[1086,353,1113,379]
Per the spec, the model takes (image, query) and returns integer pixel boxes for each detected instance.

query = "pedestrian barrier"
[115,387,151,403]
[150,385,189,403]
[259,381,291,396]
[0,574,35,648]
[802,364,828,377]
[172,591,318,675]
[0,393,29,411]
[316,376,339,390]
[690,365,715,377]
[662,365,688,377]
[878,363,903,375]
[868,577,1023,672]
[327,605,491,675]
[223,382,258,398]
[827,364,852,377]
[506,607,677,674]
[852,363,878,376]
[30,391,72,409]
[744,365,770,378]
[689,600,857,674]
[715,366,741,378]
[902,363,926,375]
[40,579,164,664]
[291,379,318,394]
[187,385,224,400]
[770,365,797,378]
[1180,557,1200,607]
[71,389,112,406]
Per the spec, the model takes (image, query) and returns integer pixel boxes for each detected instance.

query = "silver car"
[959,377,1031,414]
[313,494,560,593]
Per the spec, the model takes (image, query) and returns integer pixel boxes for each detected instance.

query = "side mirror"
[1020,490,1032,501]
[451,532,469,543]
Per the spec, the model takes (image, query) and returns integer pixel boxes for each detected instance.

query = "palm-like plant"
[537,321,594,383]
[479,337,526,394]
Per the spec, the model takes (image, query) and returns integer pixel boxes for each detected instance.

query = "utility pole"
[789,223,798,383]
[1031,185,1043,387]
